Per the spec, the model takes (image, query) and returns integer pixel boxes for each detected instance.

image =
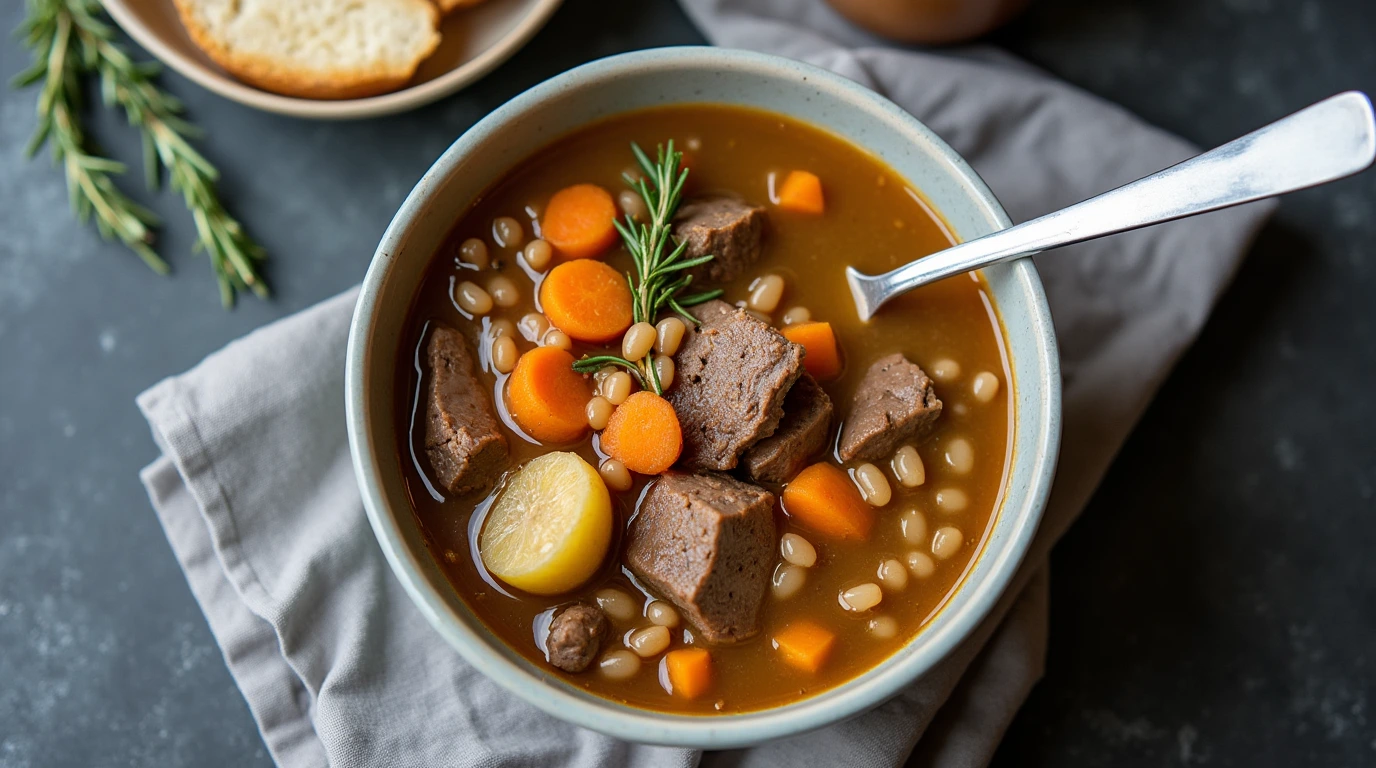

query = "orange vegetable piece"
[542,183,620,260]
[600,391,682,474]
[506,346,592,444]
[781,463,875,540]
[782,321,842,380]
[540,259,634,343]
[772,621,836,673]
[777,170,825,214]
[663,648,713,699]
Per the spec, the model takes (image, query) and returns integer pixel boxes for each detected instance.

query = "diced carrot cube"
[773,621,836,673]
[777,170,825,214]
[782,321,842,380]
[781,463,875,540]
[663,648,713,699]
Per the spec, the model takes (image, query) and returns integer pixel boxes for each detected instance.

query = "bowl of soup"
[346,46,1060,747]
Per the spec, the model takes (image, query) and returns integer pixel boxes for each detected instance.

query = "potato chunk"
[479,452,612,595]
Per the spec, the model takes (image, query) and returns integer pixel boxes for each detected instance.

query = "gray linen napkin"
[138,2,1274,766]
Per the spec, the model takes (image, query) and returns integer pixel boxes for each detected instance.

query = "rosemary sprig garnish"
[14,0,268,307]
[572,141,722,395]
[616,141,723,324]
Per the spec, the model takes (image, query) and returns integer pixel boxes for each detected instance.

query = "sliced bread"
[172,0,441,100]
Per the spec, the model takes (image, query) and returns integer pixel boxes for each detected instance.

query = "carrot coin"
[601,391,682,475]
[542,183,620,260]
[540,259,634,343]
[507,346,592,444]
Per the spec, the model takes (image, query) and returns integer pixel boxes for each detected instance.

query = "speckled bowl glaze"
[346,47,1061,748]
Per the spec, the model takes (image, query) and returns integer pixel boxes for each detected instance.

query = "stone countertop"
[0,0,1371,765]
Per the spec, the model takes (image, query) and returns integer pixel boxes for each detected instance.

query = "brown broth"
[395,104,1012,714]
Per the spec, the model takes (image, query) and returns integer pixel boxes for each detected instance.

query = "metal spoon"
[846,91,1376,321]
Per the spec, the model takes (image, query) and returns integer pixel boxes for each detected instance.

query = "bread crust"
[436,0,488,12]
[172,0,441,100]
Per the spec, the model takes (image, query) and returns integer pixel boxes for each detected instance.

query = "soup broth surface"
[396,104,1012,713]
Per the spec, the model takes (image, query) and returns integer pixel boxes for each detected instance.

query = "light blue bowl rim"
[346,46,1061,748]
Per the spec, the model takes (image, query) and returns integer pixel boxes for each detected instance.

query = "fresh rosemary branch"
[14,0,268,307]
[88,18,268,305]
[571,141,722,396]
[14,2,165,273]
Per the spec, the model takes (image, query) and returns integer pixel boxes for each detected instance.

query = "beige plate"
[102,0,564,120]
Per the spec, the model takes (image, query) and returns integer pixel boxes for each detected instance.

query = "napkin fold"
[138,2,1274,765]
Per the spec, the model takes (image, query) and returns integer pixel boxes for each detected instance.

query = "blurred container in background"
[826,0,1031,44]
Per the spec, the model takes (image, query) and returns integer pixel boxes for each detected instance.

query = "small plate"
[102,0,564,120]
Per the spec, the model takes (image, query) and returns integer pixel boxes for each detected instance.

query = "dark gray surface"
[0,0,1370,765]
[989,1,1376,765]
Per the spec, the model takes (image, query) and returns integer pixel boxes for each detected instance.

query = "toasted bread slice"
[172,0,441,100]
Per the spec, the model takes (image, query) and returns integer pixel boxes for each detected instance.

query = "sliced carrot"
[600,391,682,475]
[663,648,713,699]
[507,346,591,444]
[781,463,874,540]
[542,183,619,260]
[777,170,824,214]
[772,621,836,673]
[782,321,842,380]
[540,259,634,343]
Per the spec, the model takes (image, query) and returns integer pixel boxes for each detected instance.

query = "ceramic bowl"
[102,0,563,120]
[346,46,1061,747]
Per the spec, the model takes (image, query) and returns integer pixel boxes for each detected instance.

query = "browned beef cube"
[838,353,942,462]
[668,301,805,471]
[626,473,776,643]
[742,373,833,484]
[544,603,609,673]
[424,326,508,494]
[673,195,767,286]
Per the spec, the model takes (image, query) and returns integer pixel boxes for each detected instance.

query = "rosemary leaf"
[676,289,724,308]
[141,129,157,190]
[572,356,647,388]
[657,275,692,301]
[648,251,712,278]
[666,297,697,324]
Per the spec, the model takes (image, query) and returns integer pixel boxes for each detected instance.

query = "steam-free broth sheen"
[395,105,1012,714]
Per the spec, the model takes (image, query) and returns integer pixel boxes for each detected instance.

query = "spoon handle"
[847,91,1376,320]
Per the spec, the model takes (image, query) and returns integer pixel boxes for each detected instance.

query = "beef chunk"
[742,373,833,484]
[837,353,943,462]
[673,195,767,285]
[668,300,805,471]
[626,473,776,643]
[545,603,610,673]
[424,326,508,494]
